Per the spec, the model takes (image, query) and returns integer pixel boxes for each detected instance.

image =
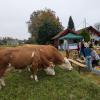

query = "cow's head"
[59,57,73,71]
[44,62,55,75]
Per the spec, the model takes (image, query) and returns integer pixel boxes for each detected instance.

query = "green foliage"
[68,16,75,30]
[0,68,100,100]
[28,9,64,44]
[26,37,37,44]
[80,29,91,42]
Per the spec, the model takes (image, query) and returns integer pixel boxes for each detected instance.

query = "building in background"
[77,26,100,40]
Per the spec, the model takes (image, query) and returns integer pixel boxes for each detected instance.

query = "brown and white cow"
[0,47,55,89]
[0,45,73,89]
[22,45,73,70]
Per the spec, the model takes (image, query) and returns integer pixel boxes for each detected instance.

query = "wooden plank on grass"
[68,58,86,68]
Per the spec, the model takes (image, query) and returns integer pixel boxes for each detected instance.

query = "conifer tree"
[67,16,75,30]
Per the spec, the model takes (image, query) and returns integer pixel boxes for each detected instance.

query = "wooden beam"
[68,59,86,68]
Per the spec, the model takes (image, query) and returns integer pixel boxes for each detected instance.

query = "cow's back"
[22,45,64,65]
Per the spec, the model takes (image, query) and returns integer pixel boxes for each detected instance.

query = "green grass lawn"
[0,67,100,100]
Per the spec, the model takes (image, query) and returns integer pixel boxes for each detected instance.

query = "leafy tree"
[80,29,90,42]
[28,9,64,44]
[67,16,75,30]
[26,37,36,44]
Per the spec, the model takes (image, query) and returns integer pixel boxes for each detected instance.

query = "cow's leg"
[29,66,39,82]
[0,67,7,89]
[27,65,32,72]
[33,69,38,82]
[30,64,38,82]
[32,71,38,82]
[30,74,38,82]
[34,75,38,82]
[30,74,34,79]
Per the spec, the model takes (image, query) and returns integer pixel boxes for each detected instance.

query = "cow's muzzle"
[60,57,73,71]
[44,67,55,75]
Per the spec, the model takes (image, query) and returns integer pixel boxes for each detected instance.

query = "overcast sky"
[0,0,100,40]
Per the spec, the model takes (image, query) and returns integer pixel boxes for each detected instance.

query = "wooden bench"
[68,58,86,73]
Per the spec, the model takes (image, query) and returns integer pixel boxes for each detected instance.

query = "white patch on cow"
[63,57,73,70]
[31,51,35,57]
[0,78,6,87]
[34,75,38,82]
[44,67,55,76]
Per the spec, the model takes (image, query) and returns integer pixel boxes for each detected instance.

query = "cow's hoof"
[34,75,39,82]
[30,75,34,79]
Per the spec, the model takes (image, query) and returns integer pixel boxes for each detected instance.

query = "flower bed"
[92,66,100,75]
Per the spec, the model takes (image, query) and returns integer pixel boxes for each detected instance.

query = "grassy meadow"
[0,46,100,100]
[0,67,100,100]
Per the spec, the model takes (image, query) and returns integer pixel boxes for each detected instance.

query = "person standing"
[90,46,100,67]
[63,40,69,58]
[80,41,85,57]
[84,43,92,71]
[77,42,80,57]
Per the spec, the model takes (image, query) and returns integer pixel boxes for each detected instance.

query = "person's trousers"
[86,56,92,71]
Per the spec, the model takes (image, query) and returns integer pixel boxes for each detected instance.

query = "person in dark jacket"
[80,41,86,57]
